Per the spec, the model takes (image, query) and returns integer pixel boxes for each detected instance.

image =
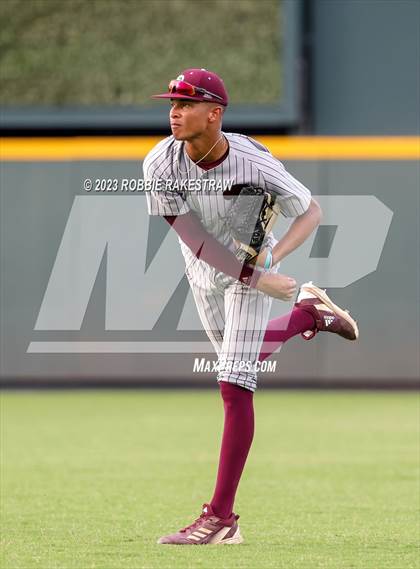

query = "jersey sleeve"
[263,159,312,217]
[143,146,190,216]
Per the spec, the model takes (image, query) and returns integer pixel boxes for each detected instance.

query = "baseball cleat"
[157,503,243,545]
[295,281,359,341]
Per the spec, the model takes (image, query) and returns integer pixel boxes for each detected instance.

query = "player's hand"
[255,273,297,300]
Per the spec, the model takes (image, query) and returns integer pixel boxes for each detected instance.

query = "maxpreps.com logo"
[27,195,393,354]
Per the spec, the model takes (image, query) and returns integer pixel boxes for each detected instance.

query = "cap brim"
[151,93,227,105]
[152,93,205,102]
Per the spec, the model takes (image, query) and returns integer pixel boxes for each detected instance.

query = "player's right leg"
[259,281,359,361]
[295,281,359,341]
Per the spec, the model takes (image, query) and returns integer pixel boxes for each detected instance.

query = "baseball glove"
[226,184,281,265]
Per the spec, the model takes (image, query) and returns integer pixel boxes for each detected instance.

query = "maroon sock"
[259,307,316,362]
[210,382,254,519]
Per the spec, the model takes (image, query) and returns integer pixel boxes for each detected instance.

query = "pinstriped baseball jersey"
[144,132,311,223]
[143,132,312,391]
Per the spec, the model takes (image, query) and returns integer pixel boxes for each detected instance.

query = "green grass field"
[1,390,419,569]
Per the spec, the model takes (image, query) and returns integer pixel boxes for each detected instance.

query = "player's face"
[169,100,216,140]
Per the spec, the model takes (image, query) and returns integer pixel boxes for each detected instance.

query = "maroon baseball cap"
[152,68,229,106]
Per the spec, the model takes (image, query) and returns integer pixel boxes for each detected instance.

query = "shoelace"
[180,512,210,533]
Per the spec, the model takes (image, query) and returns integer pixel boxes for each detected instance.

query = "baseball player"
[144,69,358,545]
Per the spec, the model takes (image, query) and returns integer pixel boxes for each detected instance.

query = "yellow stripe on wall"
[0,136,419,161]
[260,136,420,160]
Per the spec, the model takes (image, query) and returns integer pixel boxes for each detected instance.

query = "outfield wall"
[0,137,419,388]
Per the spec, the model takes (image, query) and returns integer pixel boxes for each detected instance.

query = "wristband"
[264,249,273,270]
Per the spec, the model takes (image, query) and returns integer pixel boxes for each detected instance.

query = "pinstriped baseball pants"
[185,259,276,392]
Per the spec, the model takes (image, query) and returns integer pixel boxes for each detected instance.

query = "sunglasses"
[168,79,224,102]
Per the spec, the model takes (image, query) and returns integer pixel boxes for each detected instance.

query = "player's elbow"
[310,198,323,225]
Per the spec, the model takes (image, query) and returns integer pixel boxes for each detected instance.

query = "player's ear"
[208,105,223,123]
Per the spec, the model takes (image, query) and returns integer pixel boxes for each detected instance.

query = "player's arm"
[253,157,322,268]
[164,212,260,285]
[271,198,322,265]
[164,212,296,300]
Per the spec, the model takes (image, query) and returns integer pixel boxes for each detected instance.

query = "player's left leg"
[209,381,254,522]
[157,502,243,545]
[186,273,225,353]
[209,282,273,522]
[157,280,250,545]
[158,380,251,545]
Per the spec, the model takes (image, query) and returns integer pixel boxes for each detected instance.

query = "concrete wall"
[1,150,418,387]
[312,0,420,134]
